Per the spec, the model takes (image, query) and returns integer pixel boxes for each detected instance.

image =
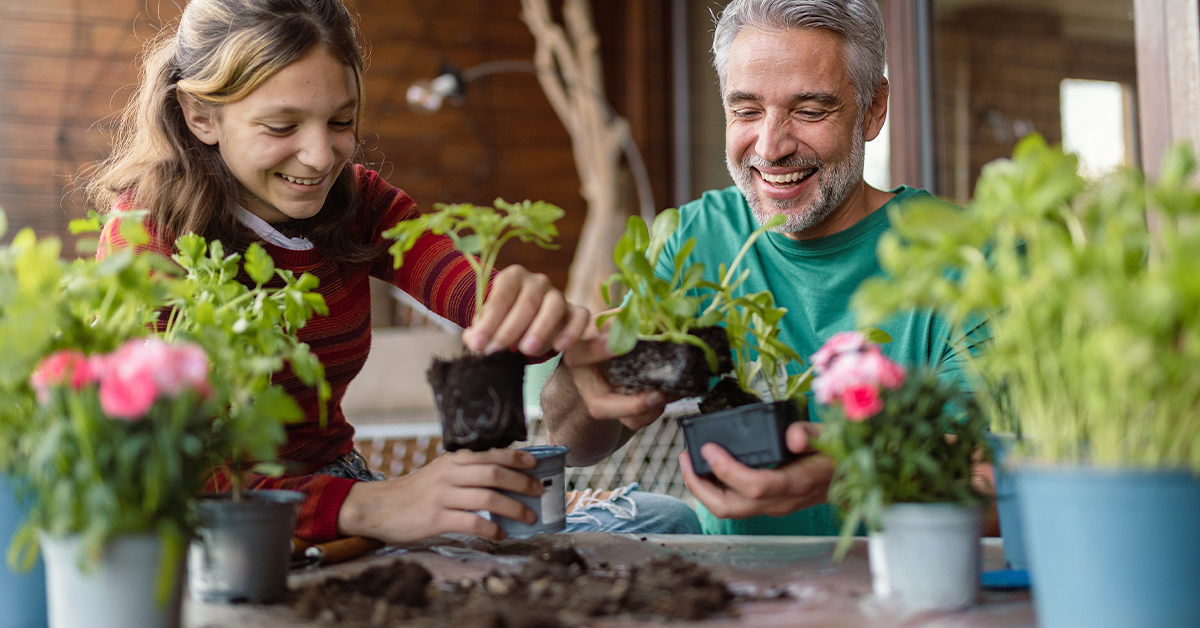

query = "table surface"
[186,534,1034,627]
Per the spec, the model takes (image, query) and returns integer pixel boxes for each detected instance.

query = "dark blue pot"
[0,474,47,628]
[1017,467,1200,628]
[985,432,1026,569]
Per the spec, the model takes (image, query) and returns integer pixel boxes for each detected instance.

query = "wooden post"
[1133,0,1200,178]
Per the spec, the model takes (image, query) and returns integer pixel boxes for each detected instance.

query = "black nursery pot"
[603,326,734,396]
[427,349,527,452]
[679,398,803,477]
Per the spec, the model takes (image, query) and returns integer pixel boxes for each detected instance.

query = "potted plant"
[679,289,814,476]
[385,198,564,452]
[160,234,330,604]
[0,215,199,628]
[851,135,1200,627]
[812,332,990,611]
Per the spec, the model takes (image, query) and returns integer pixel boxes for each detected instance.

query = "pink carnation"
[95,338,212,421]
[841,383,883,421]
[811,332,866,373]
[30,350,98,403]
[98,365,158,421]
[858,347,907,389]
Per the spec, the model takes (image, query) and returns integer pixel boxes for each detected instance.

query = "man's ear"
[863,77,889,142]
[177,92,220,146]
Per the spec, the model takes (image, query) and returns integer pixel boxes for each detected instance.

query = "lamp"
[406,61,657,225]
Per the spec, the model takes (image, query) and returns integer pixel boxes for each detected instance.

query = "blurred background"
[0,0,1190,488]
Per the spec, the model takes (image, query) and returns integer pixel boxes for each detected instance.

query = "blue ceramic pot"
[985,432,1026,569]
[1017,467,1200,628]
[0,474,47,628]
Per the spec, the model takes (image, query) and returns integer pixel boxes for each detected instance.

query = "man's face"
[723,27,873,235]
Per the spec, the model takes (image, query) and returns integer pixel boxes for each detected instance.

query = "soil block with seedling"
[599,210,788,400]
[603,326,734,396]
[427,350,528,451]
[385,198,565,452]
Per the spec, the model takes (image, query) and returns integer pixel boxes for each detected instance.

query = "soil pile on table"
[291,547,735,627]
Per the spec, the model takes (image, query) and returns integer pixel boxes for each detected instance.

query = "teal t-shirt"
[656,185,972,536]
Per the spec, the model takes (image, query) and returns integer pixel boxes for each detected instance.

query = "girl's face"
[182,46,358,223]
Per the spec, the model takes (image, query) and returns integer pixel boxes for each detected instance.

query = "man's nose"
[754,111,797,163]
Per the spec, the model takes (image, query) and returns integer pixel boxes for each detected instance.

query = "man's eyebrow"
[724,90,840,107]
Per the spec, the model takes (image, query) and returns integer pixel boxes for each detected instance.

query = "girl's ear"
[177,92,220,146]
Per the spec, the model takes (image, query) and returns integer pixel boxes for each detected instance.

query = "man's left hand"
[679,421,834,519]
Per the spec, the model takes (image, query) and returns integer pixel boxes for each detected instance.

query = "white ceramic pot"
[41,533,182,628]
[872,503,982,611]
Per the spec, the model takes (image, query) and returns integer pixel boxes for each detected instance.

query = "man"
[542,0,976,536]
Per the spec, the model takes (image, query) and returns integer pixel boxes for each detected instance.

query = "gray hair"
[712,0,886,113]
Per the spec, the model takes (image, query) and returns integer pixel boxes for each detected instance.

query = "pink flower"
[859,347,907,389]
[811,332,866,373]
[105,338,211,399]
[30,350,98,402]
[98,366,158,421]
[841,383,883,421]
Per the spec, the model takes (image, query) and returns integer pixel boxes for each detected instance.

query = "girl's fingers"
[551,304,591,353]
[440,487,537,524]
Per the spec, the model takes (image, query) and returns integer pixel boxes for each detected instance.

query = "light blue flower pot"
[1016,467,1200,628]
[985,432,1026,569]
[0,474,47,628]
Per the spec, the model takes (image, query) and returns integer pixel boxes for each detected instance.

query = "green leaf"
[243,244,275,285]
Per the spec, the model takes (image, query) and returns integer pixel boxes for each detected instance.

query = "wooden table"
[186,533,1034,627]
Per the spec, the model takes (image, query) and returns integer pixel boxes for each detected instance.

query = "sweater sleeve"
[358,167,483,328]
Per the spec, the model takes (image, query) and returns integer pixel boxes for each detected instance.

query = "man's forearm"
[540,361,629,467]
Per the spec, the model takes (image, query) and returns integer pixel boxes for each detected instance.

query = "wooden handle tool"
[304,536,385,566]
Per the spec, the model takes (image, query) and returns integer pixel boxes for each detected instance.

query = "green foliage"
[818,369,989,559]
[598,209,723,368]
[0,211,328,593]
[384,198,564,317]
[598,211,793,378]
[851,134,1200,471]
[163,234,330,496]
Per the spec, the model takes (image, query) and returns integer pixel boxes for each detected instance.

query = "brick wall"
[0,0,675,294]
[935,6,1136,201]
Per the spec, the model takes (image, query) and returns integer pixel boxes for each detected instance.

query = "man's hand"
[679,421,834,519]
[559,326,676,432]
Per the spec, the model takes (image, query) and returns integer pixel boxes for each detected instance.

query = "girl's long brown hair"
[86,0,381,264]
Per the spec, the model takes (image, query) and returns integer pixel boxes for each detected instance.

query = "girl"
[88,0,590,543]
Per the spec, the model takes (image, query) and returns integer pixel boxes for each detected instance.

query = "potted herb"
[811,332,989,611]
[385,198,563,452]
[161,234,330,605]
[852,135,1200,627]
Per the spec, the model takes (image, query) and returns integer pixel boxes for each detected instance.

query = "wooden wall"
[0,0,676,295]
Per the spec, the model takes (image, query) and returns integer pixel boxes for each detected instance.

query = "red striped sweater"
[99,165,479,540]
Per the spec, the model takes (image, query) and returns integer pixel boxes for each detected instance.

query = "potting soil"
[291,545,735,627]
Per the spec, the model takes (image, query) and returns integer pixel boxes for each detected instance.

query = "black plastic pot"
[603,326,734,396]
[427,350,527,452]
[679,399,803,477]
[188,489,304,604]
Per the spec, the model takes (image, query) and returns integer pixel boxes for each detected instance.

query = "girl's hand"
[461,265,590,357]
[336,448,543,542]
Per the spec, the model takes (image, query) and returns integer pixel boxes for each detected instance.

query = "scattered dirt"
[290,546,736,627]
[427,350,527,452]
[604,326,734,396]
[698,377,762,414]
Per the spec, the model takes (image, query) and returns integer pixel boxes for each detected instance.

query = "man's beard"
[727,123,865,235]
